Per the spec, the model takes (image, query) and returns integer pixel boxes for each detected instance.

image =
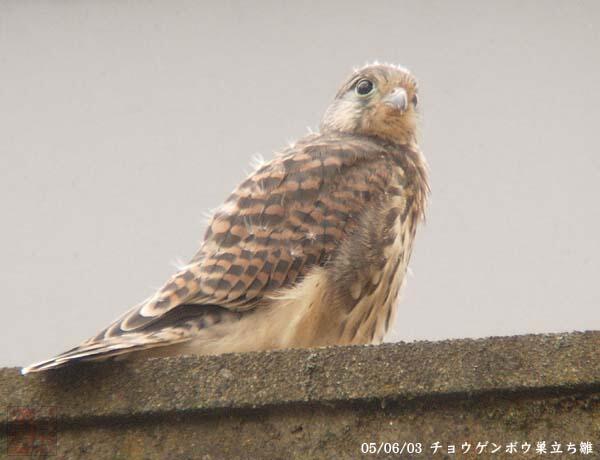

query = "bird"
[22,63,429,374]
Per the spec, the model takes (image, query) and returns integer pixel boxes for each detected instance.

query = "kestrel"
[22,63,429,374]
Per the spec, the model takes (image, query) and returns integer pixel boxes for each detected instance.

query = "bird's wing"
[21,135,395,373]
[94,134,394,340]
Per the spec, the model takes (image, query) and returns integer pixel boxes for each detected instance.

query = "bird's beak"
[383,87,408,113]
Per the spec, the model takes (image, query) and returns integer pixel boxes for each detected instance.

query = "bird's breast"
[340,191,418,345]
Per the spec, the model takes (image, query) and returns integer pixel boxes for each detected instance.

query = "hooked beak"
[383,87,408,112]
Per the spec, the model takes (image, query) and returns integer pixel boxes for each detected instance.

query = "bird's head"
[320,63,419,145]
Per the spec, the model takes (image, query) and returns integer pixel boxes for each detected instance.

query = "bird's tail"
[21,304,239,375]
[20,330,191,375]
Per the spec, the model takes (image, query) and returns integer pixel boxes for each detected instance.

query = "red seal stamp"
[6,406,57,457]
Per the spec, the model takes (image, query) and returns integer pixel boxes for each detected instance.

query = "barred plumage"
[23,63,428,374]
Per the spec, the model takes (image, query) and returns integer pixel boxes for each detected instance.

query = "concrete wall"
[2,331,600,459]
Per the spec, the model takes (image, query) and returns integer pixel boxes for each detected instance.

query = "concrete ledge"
[2,331,600,459]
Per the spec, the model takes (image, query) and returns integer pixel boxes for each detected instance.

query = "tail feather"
[21,304,239,375]
[21,331,190,375]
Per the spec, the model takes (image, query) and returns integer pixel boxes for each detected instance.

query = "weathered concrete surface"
[1,331,600,459]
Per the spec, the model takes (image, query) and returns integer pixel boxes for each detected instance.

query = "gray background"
[1,1,599,368]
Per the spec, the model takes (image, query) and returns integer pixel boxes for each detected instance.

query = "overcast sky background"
[1,1,599,368]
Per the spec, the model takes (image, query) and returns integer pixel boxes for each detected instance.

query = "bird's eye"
[412,94,419,107]
[355,79,374,96]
